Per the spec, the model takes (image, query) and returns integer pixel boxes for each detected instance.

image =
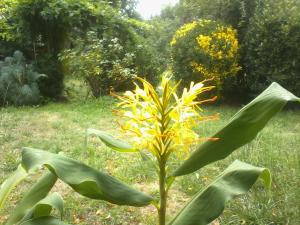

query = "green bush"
[60,32,136,97]
[145,7,181,78]
[244,0,300,97]
[0,0,95,99]
[60,16,161,97]
[130,20,162,85]
[34,54,64,99]
[0,51,45,106]
[1,0,160,99]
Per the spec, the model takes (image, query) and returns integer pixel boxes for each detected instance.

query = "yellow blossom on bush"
[190,62,214,78]
[116,74,217,158]
[190,60,241,87]
[171,19,241,92]
[171,20,213,46]
[196,35,212,50]
[170,21,198,46]
[196,26,239,60]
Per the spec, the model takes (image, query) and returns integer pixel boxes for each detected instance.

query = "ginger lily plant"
[1,76,299,225]
[115,75,217,224]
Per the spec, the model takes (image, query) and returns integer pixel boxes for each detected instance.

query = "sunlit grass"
[0,97,299,224]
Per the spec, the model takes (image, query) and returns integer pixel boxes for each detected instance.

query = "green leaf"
[19,216,70,225]
[166,176,175,191]
[18,192,64,224]
[6,172,57,225]
[173,83,300,176]
[0,165,27,211]
[31,192,64,219]
[169,160,271,225]
[21,148,154,206]
[86,128,137,152]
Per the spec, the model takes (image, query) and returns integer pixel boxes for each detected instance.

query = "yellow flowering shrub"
[170,19,240,93]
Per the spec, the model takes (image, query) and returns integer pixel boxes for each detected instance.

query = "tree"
[244,0,300,96]
[0,0,95,98]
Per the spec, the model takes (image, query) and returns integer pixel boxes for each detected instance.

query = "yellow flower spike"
[117,75,216,160]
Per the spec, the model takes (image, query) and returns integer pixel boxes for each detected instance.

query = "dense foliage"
[0,51,45,106]
[1,0,299,103]
[243,0,300,96]
[0,1,299,224]
[60,18,160,96]
[0,0,159,101]
[0,0,94,99]
[149,0,300,102]
[60,32,136,97]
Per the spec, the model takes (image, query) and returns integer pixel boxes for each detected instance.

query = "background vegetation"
[1,0,299,104]
[0,0,299,224]
[148,0,300,102]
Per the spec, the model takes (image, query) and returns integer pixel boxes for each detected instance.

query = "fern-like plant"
[0,51,46,106]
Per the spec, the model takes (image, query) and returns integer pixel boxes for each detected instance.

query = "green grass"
[0,97,299,225]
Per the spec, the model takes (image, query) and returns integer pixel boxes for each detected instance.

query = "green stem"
[158,157,167,225]
[158,93,170,225]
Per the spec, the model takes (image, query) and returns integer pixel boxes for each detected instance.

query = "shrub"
[170,19,240,93]
[133,34,162,86]
[60,32,136,97]
[60,15,162,97]
[243,0,300,97]
[34,54,64,99]
[0,0,98,99]
[0,51,45,106]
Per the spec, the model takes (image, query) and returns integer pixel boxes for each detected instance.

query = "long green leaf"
[174,83,300,176]
[19,216,70,225]
[86,128,137,152]
[21,148,154,206]
[0,165,27,211]
[6,172,57,225]
[169,160,271,225]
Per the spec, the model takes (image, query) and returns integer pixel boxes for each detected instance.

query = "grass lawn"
[0,97,299,225]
